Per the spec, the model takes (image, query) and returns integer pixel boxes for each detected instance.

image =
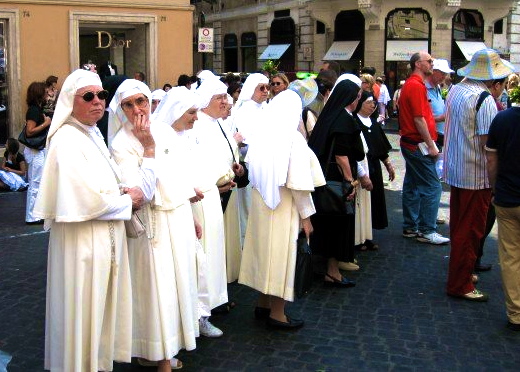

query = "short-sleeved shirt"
[26,105,44,126]
[443,78,497,189]
[425,81,446,135]
[398,74,436,150]
[485,107,520,207]
[3,151,25,171]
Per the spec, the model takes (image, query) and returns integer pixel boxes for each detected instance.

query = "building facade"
[192,0,520,92]
[0,0,194,147]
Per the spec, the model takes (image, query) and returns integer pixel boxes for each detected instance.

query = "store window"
[241,32,257,73]
[71,12,157,88]
[270,17,295,73]
[223,33,238,72]
[385,8,431,93]
[451,9,485,75]
[79,24,148,82]
[332,10,365,74]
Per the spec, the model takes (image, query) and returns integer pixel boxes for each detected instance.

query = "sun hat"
[458,48,515,80]
[288,77,319,107]
[432,59,454,74]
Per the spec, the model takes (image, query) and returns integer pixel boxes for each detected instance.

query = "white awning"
[455,41,488,61]
[386,40,429,61]
[258,44,290,60]
[323,41,360,61]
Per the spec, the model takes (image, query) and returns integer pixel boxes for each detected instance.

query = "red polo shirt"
[398,73,437,150]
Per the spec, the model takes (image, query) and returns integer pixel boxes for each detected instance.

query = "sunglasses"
[258,85,269,92]
[76,90,109,102]
[121,96,149,111]
[270,82,283,86]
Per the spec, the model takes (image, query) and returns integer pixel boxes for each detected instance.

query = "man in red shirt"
[398,51,450,245]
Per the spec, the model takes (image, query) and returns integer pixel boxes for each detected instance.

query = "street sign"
[198,27,214,53]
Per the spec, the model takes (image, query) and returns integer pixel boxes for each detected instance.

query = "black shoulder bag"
[311,137,355,216]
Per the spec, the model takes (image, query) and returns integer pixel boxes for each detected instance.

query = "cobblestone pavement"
[1,128,519,371]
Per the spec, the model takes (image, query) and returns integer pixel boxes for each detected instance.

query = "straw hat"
[458,48,515,80]
[288,77,318,107]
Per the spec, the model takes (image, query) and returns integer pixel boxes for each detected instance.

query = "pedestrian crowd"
[5,46,520,372]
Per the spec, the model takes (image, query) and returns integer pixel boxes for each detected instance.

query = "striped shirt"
[443,79,497,189]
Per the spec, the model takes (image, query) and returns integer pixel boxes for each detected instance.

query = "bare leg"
[257,293,270,308]
[158,359,171,372]
[269,296,287,322]
[326,257,342,281]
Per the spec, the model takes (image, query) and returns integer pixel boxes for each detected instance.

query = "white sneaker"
[338,261,360,271]
[199,317,223,338]
[416,232,450,245]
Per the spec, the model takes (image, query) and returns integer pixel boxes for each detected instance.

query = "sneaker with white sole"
[416,232,450,245]
[461,289,489,302]
[199,317,223,338]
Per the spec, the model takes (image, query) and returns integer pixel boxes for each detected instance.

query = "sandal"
[364,240,379,251]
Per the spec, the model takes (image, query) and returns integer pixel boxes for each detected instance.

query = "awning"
[323,41,360,61]
[455,41,488,61]
[258,44,290,60]
[386,40,429,61]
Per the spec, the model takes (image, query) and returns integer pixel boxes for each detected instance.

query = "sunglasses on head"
[270,81,282,86]
[76,90,109,102]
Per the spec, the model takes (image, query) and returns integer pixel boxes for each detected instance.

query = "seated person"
[0,138,28,191]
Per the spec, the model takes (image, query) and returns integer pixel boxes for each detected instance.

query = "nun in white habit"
[231,73,269,246]
[108,79,197,370]
[238,89,325,329]
[190,73,244,336]
[33,70,151,372]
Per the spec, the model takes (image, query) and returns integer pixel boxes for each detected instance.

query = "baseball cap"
[432,59,454,74]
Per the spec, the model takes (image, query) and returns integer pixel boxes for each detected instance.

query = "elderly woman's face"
[204,93,228,119]
[121,93,150,123]
[252,83,269,103]
[270,77,287,96]
[359,97,376,117]
[175,107,198,131]
[72,85,106,126]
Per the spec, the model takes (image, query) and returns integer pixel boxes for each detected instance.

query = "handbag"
[312,138,355,216]
[294,231,313,298]
[124,211,146,238]
[18,122,49,150]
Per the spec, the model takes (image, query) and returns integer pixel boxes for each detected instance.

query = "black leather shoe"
[254,306,270,320]
[507,321,520,331]
[267,316,304,329]
[324,274,356,288]
[26,220,44,225]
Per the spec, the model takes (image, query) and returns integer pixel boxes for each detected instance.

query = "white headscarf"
[46,69,102,145]
[330,73,362,96]
[197,70,218,85]
[107,79,151,146]
[235,73,269,110]
[246,89,324,209]
[151,89,166,101]
[195,76,228,109]
[151,86,201,127]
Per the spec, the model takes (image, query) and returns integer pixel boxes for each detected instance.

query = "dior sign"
[96,31,132,48]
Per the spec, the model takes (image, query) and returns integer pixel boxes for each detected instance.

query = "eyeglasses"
[75,90,109,102]
[121,96,149,111]
[258,84,269,92]
[211,94,228,102]
[420,59,434,64]
[270,81,283,86]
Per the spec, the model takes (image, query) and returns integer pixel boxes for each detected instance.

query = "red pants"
[446,187,492,296]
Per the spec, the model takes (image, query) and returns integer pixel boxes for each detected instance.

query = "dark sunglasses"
[76,90,109,102]
[270,82,282,86]
[258,85,269,92]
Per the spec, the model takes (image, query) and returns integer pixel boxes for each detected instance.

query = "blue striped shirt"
[443,79,497,189]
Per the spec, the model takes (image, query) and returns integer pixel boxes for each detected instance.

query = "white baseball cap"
[432,59,454,74]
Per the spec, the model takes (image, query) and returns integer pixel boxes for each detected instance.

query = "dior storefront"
[0,0,193,148]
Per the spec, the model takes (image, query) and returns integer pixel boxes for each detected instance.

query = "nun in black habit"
[308,78,365,287]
